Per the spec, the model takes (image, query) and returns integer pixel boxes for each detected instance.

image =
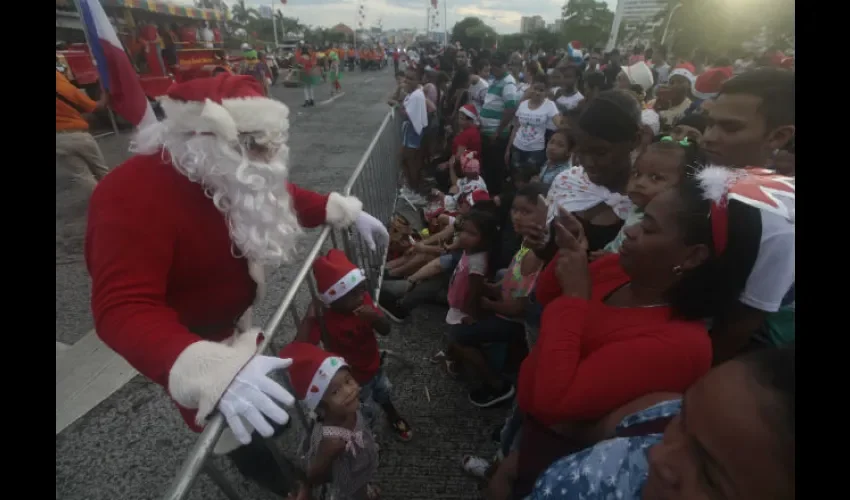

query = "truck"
[56,0,234,102]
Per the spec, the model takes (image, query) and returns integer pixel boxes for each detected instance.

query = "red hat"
[459,103,479,124]
[692,66,734,100]
[462,189,490,207]
[278,342,348,410]
[669,62,696,86]
[159,73,289,143]
[312,249,365,305]
[569,40,582,49]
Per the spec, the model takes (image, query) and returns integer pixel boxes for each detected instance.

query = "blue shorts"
[359,366,392,406]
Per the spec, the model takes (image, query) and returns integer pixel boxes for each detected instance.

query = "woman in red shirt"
[438,104,481,189]
[491,176,757,498]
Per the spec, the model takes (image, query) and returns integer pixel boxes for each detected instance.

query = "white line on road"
[56,329,138,434]
[364,77,375,84]
[317,92,346,106]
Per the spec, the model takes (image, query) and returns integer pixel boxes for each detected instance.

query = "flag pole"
[72,0,120,137]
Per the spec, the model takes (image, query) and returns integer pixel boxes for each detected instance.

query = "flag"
[79,0,157,129]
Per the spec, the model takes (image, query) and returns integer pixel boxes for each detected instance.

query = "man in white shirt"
[701,68,795,362]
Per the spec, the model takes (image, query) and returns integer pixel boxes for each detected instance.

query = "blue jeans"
[510,146,547,171]
[359,367,393,427]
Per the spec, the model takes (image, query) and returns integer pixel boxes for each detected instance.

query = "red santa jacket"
[85,153,362,431]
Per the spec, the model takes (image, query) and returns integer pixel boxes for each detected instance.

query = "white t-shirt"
[512,99,559,152]
[739,197,795,313]
[469,77,489,112]
[554,89,584,111]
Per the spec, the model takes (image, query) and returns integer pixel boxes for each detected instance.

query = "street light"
[660,2,683,49]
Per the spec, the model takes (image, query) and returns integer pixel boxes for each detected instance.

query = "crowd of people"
[68,31,794,500]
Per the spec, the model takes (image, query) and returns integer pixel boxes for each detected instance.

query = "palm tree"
[230,0,260,27]
[275,11,306,37]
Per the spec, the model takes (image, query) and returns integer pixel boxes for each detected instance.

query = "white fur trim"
[168,329,261,426]
[325,192,363,228]
[247,260,266,303]
[697,166,741,204]
[158,96,289,140]
[200,99,238,142]
[691,88,717,101]
[321,268,366,304]
[304,356,347,410]
[669,68,695,85]
[236,307,254,332]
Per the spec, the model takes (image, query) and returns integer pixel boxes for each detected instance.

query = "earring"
[672,265,683,275]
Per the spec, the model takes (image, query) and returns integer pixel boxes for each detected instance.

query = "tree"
[500,34,528,53]
[275,11,306,37]
[451,17,499,50]
[230,0,259,27]
[528,28,562,52]
[560,0,614,50]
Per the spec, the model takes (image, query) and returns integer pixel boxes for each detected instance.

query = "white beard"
[131,121,303,268]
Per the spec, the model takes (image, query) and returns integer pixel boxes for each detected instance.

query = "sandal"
[461,455,491,479]
[390,417,413,442]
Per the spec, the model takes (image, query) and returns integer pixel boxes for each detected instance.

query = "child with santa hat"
[280,342,381,500]
[295,249,413,442]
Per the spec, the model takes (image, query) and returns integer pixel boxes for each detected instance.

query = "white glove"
[354,211,389,251]
[218,355,295,445]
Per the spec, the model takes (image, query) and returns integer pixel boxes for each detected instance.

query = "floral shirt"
[527,399,682,500]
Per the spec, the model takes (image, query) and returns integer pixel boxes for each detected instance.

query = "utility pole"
[271,0,279,48]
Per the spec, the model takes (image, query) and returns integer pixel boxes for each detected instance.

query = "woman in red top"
[490,176,757,499]
[438,104,481,190]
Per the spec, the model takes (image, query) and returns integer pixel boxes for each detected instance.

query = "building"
[257,5,273,20]
[621,0,667,23]
[546,19,564,34]
[520,15,545,34]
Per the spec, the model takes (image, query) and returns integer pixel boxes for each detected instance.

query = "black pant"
[482,135,509,196]
[227,422,300,497]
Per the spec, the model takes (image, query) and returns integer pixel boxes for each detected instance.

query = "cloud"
[173,0,615,34]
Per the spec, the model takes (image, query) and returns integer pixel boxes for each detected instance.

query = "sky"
[172,0,617,35]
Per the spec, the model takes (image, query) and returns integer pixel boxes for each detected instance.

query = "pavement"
[56,69,507,500]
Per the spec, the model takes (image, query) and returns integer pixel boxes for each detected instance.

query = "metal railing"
[161,108,403,500]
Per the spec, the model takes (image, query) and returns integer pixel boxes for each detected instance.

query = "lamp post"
[271,0,279,48]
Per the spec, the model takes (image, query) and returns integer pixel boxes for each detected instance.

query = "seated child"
[535,129,572,188]
[596,137,700,256]
[281,342,381,500]
[450,184,548,408]
[386,213,419,262]
[296,249,413,441]
[437,151,488,212]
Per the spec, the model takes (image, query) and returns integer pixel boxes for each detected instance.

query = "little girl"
[436,208,500,374]
[282,342,380,500]
[536,129,572,188]
[599,137,700,255]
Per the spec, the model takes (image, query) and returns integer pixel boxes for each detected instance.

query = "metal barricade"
[161,109,404,500]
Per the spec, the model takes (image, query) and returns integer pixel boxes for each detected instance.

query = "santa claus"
[85,73,388,495]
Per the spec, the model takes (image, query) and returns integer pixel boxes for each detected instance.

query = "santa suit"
[85,74,383,466]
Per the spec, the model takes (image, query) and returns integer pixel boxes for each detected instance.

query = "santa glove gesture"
[218,354,296,445]
[354,211,390,251]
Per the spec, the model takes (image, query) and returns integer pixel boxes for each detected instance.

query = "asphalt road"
[56,69,507,500]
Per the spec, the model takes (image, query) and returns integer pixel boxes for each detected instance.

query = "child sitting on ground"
[296,249,413,441]
[282,342,381,500]
[535,129,572,188]
[596,137,700,256]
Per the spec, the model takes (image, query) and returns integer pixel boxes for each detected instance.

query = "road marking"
[56,329,138,434]
[364,77,375,84]
[317,92,346,106]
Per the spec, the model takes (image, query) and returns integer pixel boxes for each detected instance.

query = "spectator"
[480,52,521,196]
[56,70,110,184]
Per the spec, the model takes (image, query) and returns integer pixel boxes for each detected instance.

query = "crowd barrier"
[161,108,404,500]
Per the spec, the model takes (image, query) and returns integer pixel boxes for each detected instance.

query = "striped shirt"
[480,74,519,138]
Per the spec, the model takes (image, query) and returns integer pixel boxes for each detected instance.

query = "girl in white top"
[551,64,584,111]
[506,73,559,170]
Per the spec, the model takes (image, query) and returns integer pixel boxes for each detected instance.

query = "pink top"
[446,251,488,324]
[498,246,542,322]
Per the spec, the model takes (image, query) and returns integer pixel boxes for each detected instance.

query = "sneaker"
[302,100,310,107]
[461,455,491,479]
[377,294,409,323]
[468,383,515,408]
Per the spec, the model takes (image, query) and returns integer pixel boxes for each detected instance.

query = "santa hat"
[159,73,289,144]
[462,189,490,207]
[313,249,366,305]
[278,342,348,410]
[621,61,654,91]
[669,62,696,86]
[692,67,734,100]
[459,103,479,124]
